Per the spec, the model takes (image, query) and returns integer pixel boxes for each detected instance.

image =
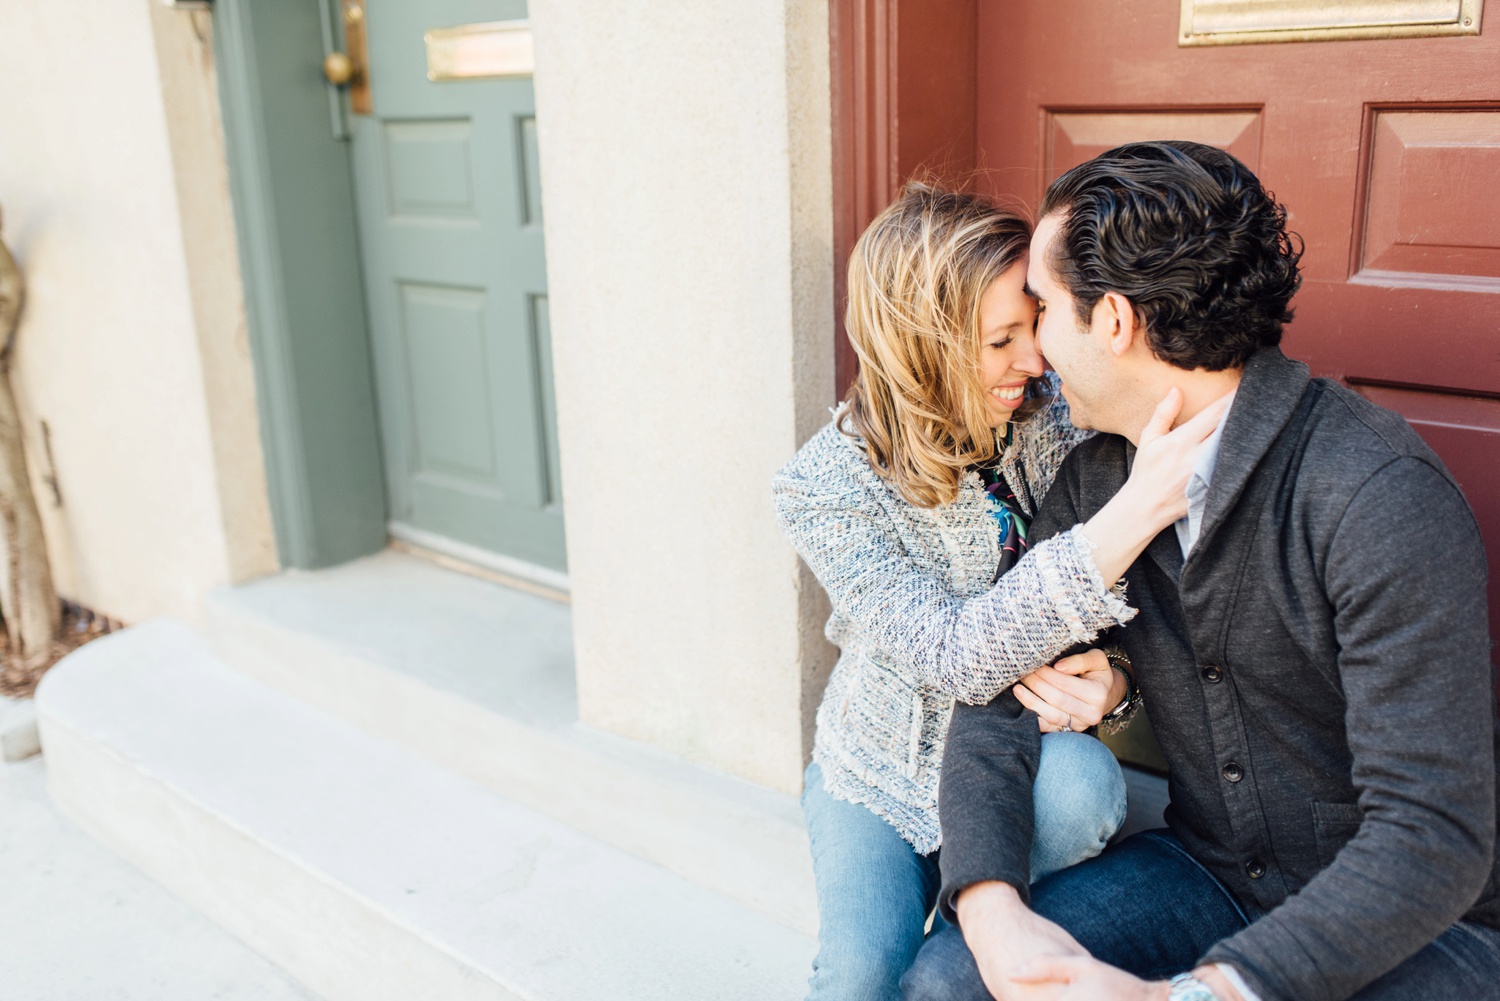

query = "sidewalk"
[0,754,316,1001]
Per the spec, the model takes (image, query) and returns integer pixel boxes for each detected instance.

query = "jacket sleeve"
[931,454,1097,920]
[934,692,1043,921]
[771,439,1133,706]
[1202,457,1497,1001]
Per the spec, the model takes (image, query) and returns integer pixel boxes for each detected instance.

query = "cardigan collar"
[1136,347,1312,582]
[1195,347,1311,553]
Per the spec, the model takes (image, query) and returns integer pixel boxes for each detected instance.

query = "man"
[902,142,1500,1001]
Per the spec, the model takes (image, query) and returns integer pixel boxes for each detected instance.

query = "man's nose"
[1015,335,1047,377]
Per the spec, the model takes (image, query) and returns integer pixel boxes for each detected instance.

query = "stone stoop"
[1,693,41,761]
[35,620,816,1001]
[201,550,816,936]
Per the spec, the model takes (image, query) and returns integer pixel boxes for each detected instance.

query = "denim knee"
[810,945,915,1001]
[1030,731,1127,883]
[899,923,991,1001]
[807,895,929,1001]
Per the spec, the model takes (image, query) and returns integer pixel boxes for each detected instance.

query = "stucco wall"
[532,0,838,793]
[0,0,275,624]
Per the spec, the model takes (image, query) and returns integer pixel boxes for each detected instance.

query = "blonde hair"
[839,183,1037,507]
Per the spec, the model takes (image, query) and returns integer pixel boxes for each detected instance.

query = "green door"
[348,0,564,575]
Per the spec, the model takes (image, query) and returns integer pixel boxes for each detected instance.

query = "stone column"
[0,0,277,625]
[532,0,838,793]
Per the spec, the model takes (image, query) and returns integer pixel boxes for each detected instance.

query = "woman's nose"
[1015,334,1047,377]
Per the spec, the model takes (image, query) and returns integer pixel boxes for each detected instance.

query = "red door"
[964,3,1500,656]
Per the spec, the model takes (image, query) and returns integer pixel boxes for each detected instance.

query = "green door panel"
[349,0,565,572]
[214,0,388,570]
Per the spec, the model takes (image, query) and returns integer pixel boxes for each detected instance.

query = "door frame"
[213,0,388,569]
[828,0,978,395]
[219,0,958,565]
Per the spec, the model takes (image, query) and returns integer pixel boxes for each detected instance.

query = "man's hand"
[1009,958,1246,1000]
[1008,955,1171,1000]
[1015,649,1125,732]
[955,882,1088,1000]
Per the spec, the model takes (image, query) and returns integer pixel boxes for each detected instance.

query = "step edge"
[39,710,536,1001]
[205,598,818,934]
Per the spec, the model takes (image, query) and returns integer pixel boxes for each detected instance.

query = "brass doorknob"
[324,52,356,86]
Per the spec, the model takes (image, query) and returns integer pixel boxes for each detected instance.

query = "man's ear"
[1094,292,1143,358]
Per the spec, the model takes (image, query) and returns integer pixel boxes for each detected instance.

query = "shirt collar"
[1189,393,1235,497]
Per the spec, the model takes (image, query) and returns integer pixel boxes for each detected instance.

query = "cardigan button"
[1222,762,1243,783]
[1246,857,1267,879]
[1202,665,1223,683]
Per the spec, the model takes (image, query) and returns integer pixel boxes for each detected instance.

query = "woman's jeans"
[801,731,1127,1001]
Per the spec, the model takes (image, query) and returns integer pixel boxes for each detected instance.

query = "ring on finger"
[1061,714,1073,732]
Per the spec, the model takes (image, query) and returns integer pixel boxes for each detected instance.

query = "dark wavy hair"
[1038,141,1303,371]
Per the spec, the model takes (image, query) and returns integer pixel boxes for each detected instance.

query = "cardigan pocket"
[906,692,925,778]
[1312,800,1365,869]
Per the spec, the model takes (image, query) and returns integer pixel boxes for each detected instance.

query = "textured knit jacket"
[772,382,1135,852]
[937,348,1500,1001]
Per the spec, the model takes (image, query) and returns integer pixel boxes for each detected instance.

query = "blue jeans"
[802,731,1127,1001]
[901,829,1500,1000]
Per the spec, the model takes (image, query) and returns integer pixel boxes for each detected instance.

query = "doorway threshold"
[387,521,569,602]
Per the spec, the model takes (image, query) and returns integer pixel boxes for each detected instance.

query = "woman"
[772,185,1225,1000]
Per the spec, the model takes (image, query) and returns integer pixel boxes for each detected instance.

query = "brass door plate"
[1180,0,1483,45]
[426,20,533,80]
[342,0,372,113]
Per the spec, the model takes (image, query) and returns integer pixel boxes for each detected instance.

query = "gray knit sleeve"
[772,440,1135,705]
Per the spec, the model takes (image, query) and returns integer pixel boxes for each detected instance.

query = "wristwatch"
[1100,648,1140,726]
[1167,973,1220,1001]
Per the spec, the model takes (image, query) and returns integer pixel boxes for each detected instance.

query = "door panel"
[384,119,478,220]
[1045,110,1262,185]
[1358,109,1500,286]
[348,0,564,573]
[401,282,496,477]
[977,1,1500,653]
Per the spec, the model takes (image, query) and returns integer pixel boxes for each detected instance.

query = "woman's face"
[978,258,1047,427]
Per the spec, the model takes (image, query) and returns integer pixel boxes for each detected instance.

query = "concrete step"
[0,755,318,1001]
[204,550,815,934]
[1,693,40,761]
[35,620,816,1001]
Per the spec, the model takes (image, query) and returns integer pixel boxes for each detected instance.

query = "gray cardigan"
[938,349,1500,1001]
[772,383,1133,852]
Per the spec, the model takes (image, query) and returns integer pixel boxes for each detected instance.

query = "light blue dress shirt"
[1174,399,1233,558]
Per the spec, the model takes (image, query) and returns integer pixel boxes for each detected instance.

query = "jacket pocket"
[1312,800,1365,869]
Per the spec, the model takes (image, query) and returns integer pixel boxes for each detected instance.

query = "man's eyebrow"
[1022,281,1039,299]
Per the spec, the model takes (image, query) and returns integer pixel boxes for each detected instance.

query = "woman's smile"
[989,382,1028,408]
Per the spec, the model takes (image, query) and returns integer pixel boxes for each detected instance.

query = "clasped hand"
[1014,649,1122,733]
[958,883,1175,1001]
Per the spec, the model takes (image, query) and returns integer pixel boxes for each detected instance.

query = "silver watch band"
[1167,973,1220,1001]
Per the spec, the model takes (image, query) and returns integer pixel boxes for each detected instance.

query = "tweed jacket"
[772,382,1135,852]
[938,349,1500,1001]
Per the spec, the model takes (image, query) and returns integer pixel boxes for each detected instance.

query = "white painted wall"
[532,0,838,793]
[0,0,276,625]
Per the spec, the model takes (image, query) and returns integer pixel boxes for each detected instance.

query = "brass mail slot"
[1180,0,1483,44]
[426,19,533,80]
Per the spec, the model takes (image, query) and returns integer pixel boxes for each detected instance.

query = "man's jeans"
[901,829,1500,1000]
[802,732,1127,1001]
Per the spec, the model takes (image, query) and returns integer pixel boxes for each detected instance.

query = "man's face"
[1026,212,1114,433]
